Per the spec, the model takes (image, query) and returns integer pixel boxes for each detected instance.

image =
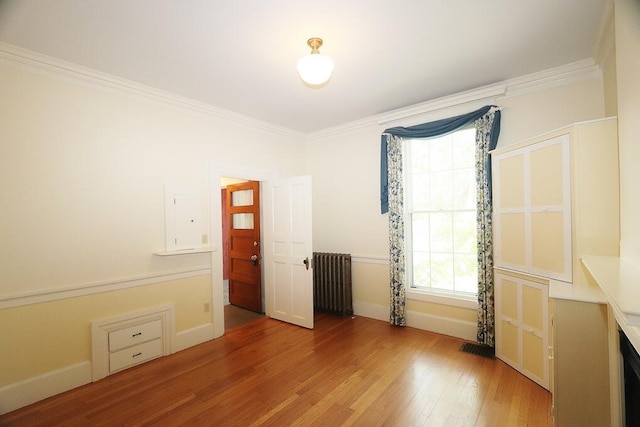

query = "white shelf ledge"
[582,255,640,355]
[548,279,607,304]
[582,255,640,326]
[154,247,215,256]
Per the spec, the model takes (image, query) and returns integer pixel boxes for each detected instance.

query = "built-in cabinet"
[493,135,571,282]
[492,117,619,423]
[495,271,549,389]
[92,304,174,381]
[551,296,611,427]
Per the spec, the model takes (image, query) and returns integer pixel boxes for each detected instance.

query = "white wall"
[615,0,640,264]
[0,52,305,297]
[0,46,306,411]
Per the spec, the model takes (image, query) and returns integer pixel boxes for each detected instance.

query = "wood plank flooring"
[1,313,552,426]
[224,304,265,331]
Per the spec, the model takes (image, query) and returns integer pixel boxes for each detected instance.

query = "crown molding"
[305,84,506,143]
[377,83,507,126]
[307,59,602,142]
[504,58,601,97]
[0,42,601,144]
[0,42,305,140]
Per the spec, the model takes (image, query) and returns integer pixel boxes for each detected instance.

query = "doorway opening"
[221,177,265,331]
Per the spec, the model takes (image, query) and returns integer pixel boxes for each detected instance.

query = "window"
[404,127,477,302]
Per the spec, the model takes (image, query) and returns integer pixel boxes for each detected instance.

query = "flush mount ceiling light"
[297,37,334,87]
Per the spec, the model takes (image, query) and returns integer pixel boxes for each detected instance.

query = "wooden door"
[263,176,314,329]
[226,181,262,313]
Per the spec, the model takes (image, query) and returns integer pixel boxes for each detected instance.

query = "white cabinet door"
[492,135,571,282]
[495,272,549,390]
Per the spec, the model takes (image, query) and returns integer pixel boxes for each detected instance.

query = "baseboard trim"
[1,323,215,415]
[0,310,474,415]
[174,322,214,352]
[353,301,477,341]
[406,309,477,341]
[0,361,91,415]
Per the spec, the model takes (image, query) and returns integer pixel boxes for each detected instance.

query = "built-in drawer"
[108,319,162,352]
[109,338,163,372]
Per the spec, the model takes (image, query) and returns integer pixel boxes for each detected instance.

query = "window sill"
[407,289,478,309]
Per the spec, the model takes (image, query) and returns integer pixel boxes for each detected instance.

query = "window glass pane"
[232,213,254,229]
[411,213,430,252]
[411,173,430,211]
[412,252,430,288]
[452,128,476,169]
[231,189,253,207]
[411,140,430,174]
[453,168,476,209]
[429,212,453,253]
[430,253,454,291]
[429,137,452,172]
[454,254,478,294]
[430,170,453,210]
[453,212,477,254]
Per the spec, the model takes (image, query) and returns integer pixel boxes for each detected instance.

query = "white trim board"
[353,301,477,341]
[0,267,211,309]
[0,320,213,415]
[0,361,92,415]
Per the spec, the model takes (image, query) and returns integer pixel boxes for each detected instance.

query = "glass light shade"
[297,53,334,86]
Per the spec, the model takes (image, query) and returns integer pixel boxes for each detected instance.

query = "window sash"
[404,133,478,299]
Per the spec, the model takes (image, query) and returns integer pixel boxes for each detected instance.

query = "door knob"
[251,254,258,265]
[303,257,310,270]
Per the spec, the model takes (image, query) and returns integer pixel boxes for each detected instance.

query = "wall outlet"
[202,234,208,244]
[204,302,210,313]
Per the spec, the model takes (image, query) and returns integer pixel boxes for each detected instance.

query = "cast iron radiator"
[312,252,353,316]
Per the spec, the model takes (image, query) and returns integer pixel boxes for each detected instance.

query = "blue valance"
[380,105,500,214]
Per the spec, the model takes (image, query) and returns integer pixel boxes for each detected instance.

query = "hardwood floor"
[1,313,552,426]
[224,303,265,331]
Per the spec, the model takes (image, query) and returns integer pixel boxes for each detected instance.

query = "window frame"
[403,129,479,309]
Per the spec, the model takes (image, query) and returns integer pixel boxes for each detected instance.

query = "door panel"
[263,176,313,329]
[227,181,262,313]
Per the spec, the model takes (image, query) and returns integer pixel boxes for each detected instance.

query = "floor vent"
[459,342,495,359]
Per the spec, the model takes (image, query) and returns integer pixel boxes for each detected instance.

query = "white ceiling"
[0,0,607,134]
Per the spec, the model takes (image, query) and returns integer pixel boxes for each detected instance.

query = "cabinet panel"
[522,284,543,330]
[501,321,519,365]
[552,299,611,426]
[530,211,567,275]
[523,331,545,381]
[530,142,564,206]
[498,213,526,267]
[496,155,525,208]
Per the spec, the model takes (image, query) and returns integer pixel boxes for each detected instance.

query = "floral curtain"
[381,105,500,334]
[475,108,500,346]
[387,135,406,326]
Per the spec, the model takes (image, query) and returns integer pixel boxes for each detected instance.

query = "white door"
[263,176,314,329]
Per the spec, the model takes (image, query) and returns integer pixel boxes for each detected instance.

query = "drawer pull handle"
[132,332,142,337]
[132,352,142,358]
